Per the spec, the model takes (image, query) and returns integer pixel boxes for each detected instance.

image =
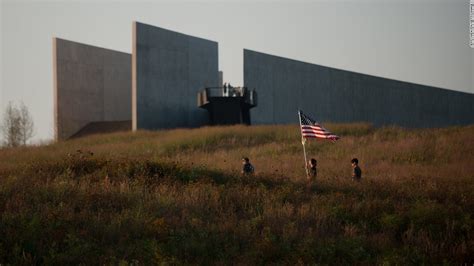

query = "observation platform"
[197,86,257,125]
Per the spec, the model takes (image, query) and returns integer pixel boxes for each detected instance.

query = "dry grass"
[0,123,473,264]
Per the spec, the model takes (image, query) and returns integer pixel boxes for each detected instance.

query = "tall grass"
[0,124,473,264]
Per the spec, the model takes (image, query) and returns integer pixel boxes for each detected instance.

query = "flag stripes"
[299,111,340,141]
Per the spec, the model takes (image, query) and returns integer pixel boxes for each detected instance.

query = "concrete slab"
[244,49,474,127]
[53,38,131,140]
[132,22,218,131]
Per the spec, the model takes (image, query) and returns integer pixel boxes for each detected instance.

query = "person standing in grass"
[308,158,317,179]
[351,158,362,181]
[241,157,254,175]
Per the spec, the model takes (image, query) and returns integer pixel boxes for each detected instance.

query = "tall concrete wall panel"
[133,22,218,130]
[244,49,474,127]
[53,38,131,140]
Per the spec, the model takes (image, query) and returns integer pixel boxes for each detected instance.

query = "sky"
[1,0,473,141]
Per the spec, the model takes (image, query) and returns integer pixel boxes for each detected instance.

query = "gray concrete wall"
[53,38,131,140]
[132,22,218,130]
[244,49,474,127]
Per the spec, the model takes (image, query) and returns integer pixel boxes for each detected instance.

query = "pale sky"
[1,0,473,141]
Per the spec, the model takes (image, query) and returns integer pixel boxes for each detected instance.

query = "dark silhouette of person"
[351,158,362,181]
[241,157,254,175]
[223,82,228,96]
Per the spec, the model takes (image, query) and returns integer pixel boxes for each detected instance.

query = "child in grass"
[351,158,362,181]
[241,157,255,175]
[308,158,317,179]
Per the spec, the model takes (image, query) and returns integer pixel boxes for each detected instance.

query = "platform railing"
[197,86,257,107]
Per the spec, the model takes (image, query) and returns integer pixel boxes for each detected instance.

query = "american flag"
[299,110,340,141]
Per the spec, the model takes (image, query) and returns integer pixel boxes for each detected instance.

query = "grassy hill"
[0,124,473,264]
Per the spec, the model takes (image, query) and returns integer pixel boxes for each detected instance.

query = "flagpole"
[298,110,309,178]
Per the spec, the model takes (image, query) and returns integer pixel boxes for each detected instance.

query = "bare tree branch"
[1,102,35,147]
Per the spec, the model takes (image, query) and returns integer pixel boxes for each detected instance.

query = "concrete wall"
[53,38,131,140]
[132,22,218,130]
[244,49,474,127]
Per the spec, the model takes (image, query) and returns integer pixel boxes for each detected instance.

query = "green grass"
[0,124,473,264]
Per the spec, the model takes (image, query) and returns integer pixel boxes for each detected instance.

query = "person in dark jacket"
[308,158,317,179]
[351,158,362,181]
[241,157,254,175]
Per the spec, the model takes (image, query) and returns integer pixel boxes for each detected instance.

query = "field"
[0,124,473,264]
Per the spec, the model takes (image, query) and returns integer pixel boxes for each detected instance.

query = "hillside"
[0,124,473,264]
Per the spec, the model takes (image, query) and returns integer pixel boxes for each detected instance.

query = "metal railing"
[197,86,257,107]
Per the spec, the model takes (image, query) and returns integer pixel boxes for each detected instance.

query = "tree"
[18,102,35,145]
[1,102,35,147]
